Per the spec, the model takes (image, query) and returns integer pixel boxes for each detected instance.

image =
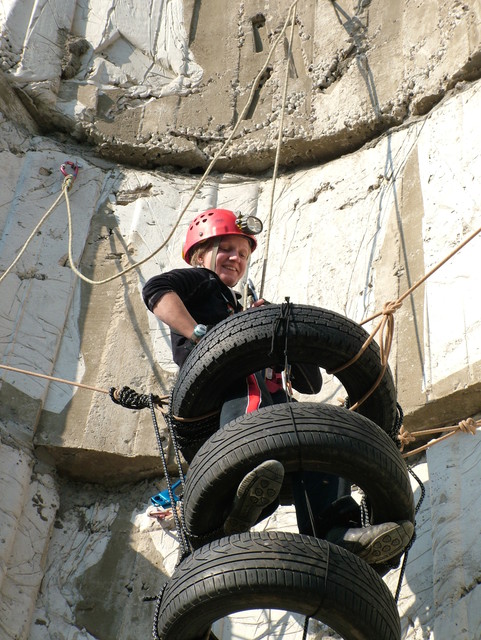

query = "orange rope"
[400,418,479,458]
[0,363,168,406]
[362,222,481,326]
[0,362,111,394]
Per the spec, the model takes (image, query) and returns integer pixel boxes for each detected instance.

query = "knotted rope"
[399,417,479,458]
[329,299,402,412]
[109,386,167,411]
[327,217,481,419]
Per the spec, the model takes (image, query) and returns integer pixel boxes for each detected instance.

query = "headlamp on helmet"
[236,214,263,235]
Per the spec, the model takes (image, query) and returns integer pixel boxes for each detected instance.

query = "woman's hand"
[251,298,266,308]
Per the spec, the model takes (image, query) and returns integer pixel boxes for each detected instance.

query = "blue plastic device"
[150,480,182,508]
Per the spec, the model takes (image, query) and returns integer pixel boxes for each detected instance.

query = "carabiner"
[60,161,79,180]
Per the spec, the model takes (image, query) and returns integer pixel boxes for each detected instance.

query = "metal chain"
[393,465,425,603]
[149,392,194,640]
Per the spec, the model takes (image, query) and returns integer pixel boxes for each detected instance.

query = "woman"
[143,208,413,562]
[142,208,288,418]
[143,208,285,533]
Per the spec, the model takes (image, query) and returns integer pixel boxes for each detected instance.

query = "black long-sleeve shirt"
[142,267,242,367]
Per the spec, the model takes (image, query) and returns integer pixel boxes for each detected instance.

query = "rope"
[151,582,167,640]
[302,614,310,640]
[363,222,481,327]
[0,362,168,408]
[170,408,220,423]
[148,395,191,556]
[0,183,66,287]
[0,1,300,291]
[399,417,479,458]
[328,221,481,414]
[2,0,479,434]
[259,1,298,298]
[328,299,401,412]
[74,1,298,285]
[270,298,327,640]
[36,3,304,289]
[110,386,167,410]
[272,295,316,640]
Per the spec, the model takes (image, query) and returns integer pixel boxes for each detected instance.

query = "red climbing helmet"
[182,208,263,264]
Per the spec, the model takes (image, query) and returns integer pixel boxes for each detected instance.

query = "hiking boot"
[224,460,285,535]
[327,520,414,564]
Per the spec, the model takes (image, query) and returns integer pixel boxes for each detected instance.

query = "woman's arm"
[152,291,198,339]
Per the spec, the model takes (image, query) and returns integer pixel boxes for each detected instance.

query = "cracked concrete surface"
[1,1,481,638]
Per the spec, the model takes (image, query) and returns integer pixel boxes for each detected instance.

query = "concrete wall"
[1,1,481,638]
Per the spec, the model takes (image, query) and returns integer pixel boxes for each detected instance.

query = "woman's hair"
[189,238,215,266]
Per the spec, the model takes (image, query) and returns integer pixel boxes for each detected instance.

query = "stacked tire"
[157,305,414,640]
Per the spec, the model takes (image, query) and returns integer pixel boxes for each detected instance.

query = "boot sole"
[349,521,414,563]
[224,460,284,535]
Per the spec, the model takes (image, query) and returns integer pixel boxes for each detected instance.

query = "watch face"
[194,324,207,337]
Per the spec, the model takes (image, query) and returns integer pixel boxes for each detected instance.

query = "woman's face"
[201,235,251,287]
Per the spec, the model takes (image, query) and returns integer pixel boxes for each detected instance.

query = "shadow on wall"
[34,168,172,483]
[33,477,167,640]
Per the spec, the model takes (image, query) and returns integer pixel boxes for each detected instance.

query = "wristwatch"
[190,324,207,344]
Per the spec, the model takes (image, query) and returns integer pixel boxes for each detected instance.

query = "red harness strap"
[245,374,262,413]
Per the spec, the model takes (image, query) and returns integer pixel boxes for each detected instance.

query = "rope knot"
[382,300,403,316]
[397,425,416,452]
[63,175,75,191]
[109,386,164,410]
[457,417,478,435]
[268,297,291,358]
